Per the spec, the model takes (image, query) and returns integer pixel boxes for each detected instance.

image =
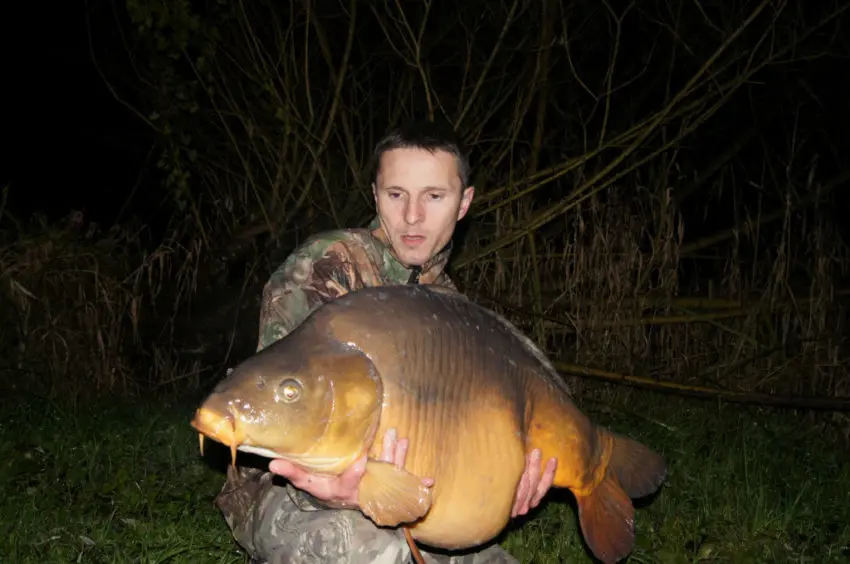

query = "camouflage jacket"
[216,216,458,514]
[256,215,458,350]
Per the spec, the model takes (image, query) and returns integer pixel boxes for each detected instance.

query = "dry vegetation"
[3,0,849,420]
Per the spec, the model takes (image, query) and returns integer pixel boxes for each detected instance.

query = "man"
[215,121,559,563]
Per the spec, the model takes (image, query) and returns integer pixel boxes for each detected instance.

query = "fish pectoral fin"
[358,460,432,527]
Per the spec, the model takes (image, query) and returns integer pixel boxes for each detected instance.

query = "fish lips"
[191,406,312,466]
[191,406,249,465]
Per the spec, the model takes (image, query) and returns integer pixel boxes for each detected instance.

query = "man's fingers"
[531,458,557,508]
[381,428,397,463]
[527,449,542,477]
[269,429,422,508]
[333,454,368,505]
[524,449,543,512]
[269,458,299,478]
[394,437,409,467]
[512,461,531,517]
[513,450,544,517]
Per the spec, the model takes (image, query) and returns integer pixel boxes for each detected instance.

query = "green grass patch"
[0,391,847,563]
[0,395,241,564]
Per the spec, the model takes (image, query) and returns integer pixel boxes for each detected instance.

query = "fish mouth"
[191,407,354,472]
[191,407,337,470]
[191,406,247,466]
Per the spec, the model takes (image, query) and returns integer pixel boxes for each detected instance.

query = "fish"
[191,284,667,564]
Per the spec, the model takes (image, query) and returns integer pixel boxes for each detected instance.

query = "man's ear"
[457,186,475,220]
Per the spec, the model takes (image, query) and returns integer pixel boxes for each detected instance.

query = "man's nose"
[404,200,424,224]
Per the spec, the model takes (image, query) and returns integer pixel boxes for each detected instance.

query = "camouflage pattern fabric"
[215,217,519,563]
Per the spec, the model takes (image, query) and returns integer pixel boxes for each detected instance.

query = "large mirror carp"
[192,284,667,564]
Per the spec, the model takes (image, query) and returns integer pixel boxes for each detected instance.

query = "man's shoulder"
[269,226,386,292]
[293,227,377,259]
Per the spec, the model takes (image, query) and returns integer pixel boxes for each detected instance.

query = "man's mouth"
[400,235,426,248]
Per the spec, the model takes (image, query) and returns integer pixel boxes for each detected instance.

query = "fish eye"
[277,378,302,403]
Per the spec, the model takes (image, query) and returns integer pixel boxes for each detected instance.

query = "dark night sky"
[1,1,153,226]
[2,2,847,234]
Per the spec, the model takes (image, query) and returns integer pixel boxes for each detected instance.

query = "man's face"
[372,147,474,267]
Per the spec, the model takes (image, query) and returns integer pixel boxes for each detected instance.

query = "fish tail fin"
[607,430,668,499]
[574,432,667,564]
[575,469,634,564]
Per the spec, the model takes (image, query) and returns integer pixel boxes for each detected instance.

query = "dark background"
[3,1,848,236]
[2,1,158,228]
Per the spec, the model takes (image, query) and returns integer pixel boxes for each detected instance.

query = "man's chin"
[394,248,430,268]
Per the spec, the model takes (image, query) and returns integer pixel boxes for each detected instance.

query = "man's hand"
[268,428,433,508]
[512,449,557,517]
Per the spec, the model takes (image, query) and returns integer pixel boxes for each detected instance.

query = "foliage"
[0,209,211,404]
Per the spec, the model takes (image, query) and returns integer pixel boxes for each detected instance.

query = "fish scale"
[370,301,531,543]
[387,325,471,494]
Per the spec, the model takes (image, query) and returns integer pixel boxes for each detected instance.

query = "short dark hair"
[372,121,470,188]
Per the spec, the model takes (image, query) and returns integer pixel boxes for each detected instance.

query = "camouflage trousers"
[216,465,519,564]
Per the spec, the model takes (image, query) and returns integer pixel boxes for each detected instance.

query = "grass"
[1,390,847,563]
[0,393,240,564]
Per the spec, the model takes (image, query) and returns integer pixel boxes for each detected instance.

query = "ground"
[1,389,847,563]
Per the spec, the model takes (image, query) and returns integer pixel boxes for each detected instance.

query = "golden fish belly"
[368,380,527,549]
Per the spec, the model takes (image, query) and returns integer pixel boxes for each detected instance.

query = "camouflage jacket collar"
[366,215,454,284]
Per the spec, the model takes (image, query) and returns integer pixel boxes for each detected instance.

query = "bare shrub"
[8,0,843,409]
